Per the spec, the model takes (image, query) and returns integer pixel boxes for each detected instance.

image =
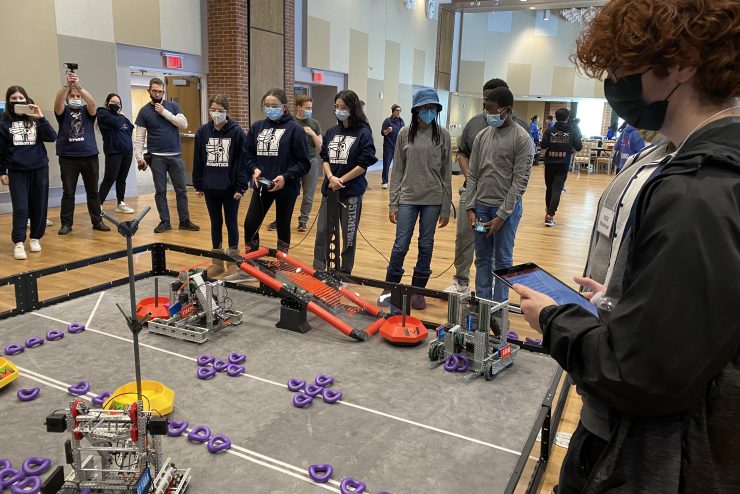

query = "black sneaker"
[58,225,72,235]
[297,222,307,232]
[92,222,110,232]
[154,221,172,233]
[267,221,277,231]
[178,220,200,231]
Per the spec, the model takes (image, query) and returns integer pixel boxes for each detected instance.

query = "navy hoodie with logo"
[245,113,310,199]
[320,122,375,198]
[96,107,134,155]
[193,118,250,194]
[541,120,583,166]
[0,115,58,175]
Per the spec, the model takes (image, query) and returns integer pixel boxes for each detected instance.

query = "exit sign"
[163,52,183,69]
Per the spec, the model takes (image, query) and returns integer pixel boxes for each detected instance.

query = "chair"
[572,141,594,173]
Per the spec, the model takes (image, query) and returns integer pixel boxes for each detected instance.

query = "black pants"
[204,189,241,250]
[8,167,49,243]
[59,155,102,227]
[544,163,569,216]
[98,151,132,204]
[555,422,608,494]
[243,190,296,252]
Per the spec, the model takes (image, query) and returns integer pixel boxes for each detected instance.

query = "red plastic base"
[136,297,171,320]
[379,315,428,345]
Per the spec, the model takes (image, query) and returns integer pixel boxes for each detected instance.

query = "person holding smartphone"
[192,95,249,277]
[238,88,310,264]
[97,93,134,214]
[54,70,110,234]
[0,86,58,259]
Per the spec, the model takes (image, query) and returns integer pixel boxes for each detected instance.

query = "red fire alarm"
[163,52,183,70]
[311,70,324,84]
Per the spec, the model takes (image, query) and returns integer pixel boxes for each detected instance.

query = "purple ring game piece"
[507,331,519,340]
[340,477,367,494]
[17,388,40,402]
[10,475,41,494]
[21,457,51,477]
[207,434,232,453]
[292,393,313,408]
[213,360,229,372]
[92,391,112,406]
[0,460,11,470]
[227,352,246,365]
[80,489,91,494]
[226,364,245,377]
[197,366,216,380]
[0,468,25,490]
[287,379,306,392]
[67,322,85,334]
[443,354,458,372]
[525,336,543,345]
[67,380,91,395]
[196,354,215,366]
[315,373,334,387]
[4,344,24,356]
[24,338,44,349]
[379,492,393,494]
[305,384,324,397]
[456,354,470,373]
[187,425,212,443]
[322,389,343,404]
[167,420,189,437]
[308,464,333,483]
[46,330,64,341]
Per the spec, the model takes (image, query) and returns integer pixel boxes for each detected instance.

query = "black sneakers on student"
[178,220,201,231]
[92,222,111,232]
[154,221,172,233]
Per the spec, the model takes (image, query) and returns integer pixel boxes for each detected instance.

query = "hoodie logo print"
[206,138,231,167]
[9,121,37,146]
[327,135,356,165]
[256,128,285,157]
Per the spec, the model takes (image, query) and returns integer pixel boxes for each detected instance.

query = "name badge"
[597,207,615,238]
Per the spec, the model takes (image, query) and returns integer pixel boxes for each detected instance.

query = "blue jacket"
[0,116,57,174]
[614,125,645,172]
[381,117,404,149]
[193,118,250,194]
[245,113,311,199]
[96,107,133,155]
[320,122,376,198]
[530,121,540,142]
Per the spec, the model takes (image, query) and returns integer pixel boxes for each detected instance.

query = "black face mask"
[108,103,121,113]
[604,71,680,131]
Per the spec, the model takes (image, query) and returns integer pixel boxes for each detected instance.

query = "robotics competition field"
[0,276,559,493]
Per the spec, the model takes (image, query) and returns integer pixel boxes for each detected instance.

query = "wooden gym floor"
[0,166,612,493]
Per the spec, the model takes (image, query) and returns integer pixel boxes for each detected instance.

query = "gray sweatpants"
[312,194,363,275]
[298,156,320,225]
[454,186,475,285]
[150,154,190,224]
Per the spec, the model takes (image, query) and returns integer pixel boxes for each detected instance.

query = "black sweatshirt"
[320,122,375,198]
[96,107,134,155]
[193,118,250,194]
[245,113,311,199]
[541,120,582,166]
[0,116,57,174]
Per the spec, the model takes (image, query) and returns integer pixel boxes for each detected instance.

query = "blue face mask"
[335,110,350,122]
[418,108,437,125]
[264,106,283,121]
[486,109,509,128]
[303,110,313,118]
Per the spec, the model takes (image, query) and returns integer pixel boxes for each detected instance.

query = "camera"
[258,177,275,190]
[64,63,78,73]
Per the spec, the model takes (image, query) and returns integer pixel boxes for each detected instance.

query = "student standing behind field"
[380,104,404,189]
[97,93,134,214]
[541,108,582,227]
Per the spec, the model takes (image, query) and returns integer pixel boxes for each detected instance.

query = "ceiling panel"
[445,0,607,13]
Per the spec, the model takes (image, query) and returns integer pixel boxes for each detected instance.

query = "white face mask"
[68,99,83,109]
[210,110,227,125]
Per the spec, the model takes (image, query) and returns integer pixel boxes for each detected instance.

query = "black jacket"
[541,121,582,166]
[96,107,133,155]
[192,118,249,193]
[541,117,740,492]
[0,116,57,174]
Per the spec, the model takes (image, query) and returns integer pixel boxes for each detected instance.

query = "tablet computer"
[494,263,598,316]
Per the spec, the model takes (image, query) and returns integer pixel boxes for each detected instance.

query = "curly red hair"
[574,0,740,105]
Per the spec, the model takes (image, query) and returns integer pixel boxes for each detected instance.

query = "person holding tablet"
[514,1,740,492]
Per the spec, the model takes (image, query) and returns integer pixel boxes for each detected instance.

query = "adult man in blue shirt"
[134,78,199,233]
[54,71,109,235]
[380,104,404,189]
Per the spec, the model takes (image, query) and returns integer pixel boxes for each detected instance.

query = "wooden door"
[165,76,201,184]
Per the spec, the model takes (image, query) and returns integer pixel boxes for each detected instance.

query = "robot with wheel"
[428,292,518,380]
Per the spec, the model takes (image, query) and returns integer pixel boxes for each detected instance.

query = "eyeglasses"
[334,105,350,111]
[150,89,164,95]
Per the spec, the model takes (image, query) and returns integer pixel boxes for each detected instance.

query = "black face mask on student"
[604,71,680,131]
[108,103,121,113]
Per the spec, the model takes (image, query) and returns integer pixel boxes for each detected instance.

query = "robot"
[146,269,243,344]
[428,292,518,380]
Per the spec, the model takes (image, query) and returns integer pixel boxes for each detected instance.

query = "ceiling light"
[529,6,535,9]
[543,9,550,20]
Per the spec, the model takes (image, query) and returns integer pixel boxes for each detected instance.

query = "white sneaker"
[29,239,41,252]
[14,242,27,260]
[381,183,388,189]
[30,219,54,227]
[223,270,255,282]
[115,202,135,214]
[444,280,470,294]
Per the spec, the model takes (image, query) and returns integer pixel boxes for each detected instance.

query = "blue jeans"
[473,201,523,302]
[386,204,441,288]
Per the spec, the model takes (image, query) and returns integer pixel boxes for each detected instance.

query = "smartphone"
[14,104,33,115]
